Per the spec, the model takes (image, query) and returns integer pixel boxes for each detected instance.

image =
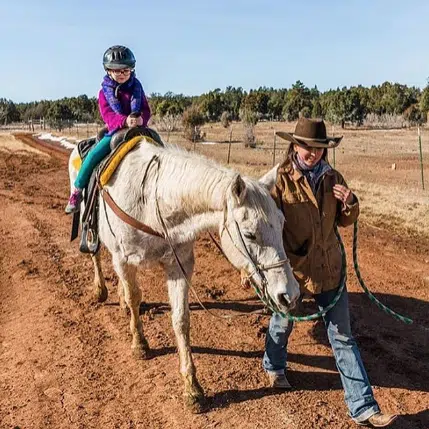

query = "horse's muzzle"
[277,293,296,310]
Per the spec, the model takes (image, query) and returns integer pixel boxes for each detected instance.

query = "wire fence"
[0,120,102,139]
[2,119,427,190]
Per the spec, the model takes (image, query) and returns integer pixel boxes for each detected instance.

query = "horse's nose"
[277,293,292,309]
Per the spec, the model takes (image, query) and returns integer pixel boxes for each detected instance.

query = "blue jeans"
[263,287,380,423]
[74,135,112,189]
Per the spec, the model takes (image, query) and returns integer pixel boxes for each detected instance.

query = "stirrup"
[79,223,100,254]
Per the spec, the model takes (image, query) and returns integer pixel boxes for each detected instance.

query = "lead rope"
[253,222,413,324]
[284,226,346,321]
[352,222,413,324]
[210,223,413,324]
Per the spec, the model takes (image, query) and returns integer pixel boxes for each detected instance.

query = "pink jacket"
[98,89,151,134]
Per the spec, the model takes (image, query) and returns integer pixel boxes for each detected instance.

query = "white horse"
[68,137,300,411]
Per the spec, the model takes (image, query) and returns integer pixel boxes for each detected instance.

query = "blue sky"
[1,0,428,102]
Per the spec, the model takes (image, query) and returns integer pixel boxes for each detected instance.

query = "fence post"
[418,126,425,190]
[193,126,197,151]
[272,131,277,166]
[332,125,336,168]
[227,126,233,164]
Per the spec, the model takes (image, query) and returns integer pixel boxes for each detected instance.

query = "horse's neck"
[164,211,224,243]
[156,148,234,214]
[139,144,234,242]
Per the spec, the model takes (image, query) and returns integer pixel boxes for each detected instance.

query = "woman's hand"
[333,184,354,206]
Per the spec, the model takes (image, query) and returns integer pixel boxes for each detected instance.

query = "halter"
[218,195,291,313]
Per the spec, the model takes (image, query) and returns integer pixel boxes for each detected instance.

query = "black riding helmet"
[103,45,136,70]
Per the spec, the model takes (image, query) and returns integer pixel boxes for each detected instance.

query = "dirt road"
[0,134,428,428]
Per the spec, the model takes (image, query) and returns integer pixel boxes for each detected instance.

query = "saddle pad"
[72,153,82,171]
[99,135,158,187]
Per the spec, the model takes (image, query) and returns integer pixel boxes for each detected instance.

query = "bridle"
[217,201,291,314]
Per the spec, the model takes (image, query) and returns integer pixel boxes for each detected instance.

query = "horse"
[68,136,300,412]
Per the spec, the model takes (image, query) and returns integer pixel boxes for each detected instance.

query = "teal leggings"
[75,135,112,189]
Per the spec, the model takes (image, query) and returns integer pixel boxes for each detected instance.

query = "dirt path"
[0,135,428,429]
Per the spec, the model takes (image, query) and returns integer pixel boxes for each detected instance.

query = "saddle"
[71,126,164,254]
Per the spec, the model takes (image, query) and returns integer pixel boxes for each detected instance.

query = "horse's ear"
[230,174,247,205]
[259,165,278,191]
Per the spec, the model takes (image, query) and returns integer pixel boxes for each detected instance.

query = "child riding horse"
[65,45,151,214]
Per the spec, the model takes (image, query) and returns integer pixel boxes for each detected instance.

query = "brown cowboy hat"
[276,118,343,149]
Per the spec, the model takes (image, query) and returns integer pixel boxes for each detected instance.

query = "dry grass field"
[55,120,429,239]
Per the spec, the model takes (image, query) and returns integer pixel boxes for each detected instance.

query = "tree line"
[2,80,429,128]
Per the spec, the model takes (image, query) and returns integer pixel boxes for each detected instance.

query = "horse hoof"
[95,286,108,303]
[132,345,151,360]
[184,382,206,414]
[184,394,206,414]
[120,305,130,316]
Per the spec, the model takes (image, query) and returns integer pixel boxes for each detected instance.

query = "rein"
[153,158,270,320]
[100,155,274,319]
[99,155,290,319]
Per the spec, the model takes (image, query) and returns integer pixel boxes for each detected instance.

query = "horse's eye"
[243,232,257,240]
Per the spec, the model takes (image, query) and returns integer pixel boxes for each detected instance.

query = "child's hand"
[333,184,353,205]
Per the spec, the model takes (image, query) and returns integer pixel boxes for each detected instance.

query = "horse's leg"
[91,253,108,303]
[164,247,205,413]
[117,279,128,315]
[113,256,149,359]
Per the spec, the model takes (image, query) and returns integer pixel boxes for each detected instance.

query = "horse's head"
[219,167,300,314]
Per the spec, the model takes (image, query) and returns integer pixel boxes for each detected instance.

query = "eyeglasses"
[109,69,133,75]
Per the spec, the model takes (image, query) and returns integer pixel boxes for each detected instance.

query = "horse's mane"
[153,141,234,175]
[125,137,273,220]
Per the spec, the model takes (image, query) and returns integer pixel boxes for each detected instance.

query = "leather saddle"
[71,126,164,254]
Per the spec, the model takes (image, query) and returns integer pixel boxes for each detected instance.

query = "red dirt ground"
[0,135,428,429]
